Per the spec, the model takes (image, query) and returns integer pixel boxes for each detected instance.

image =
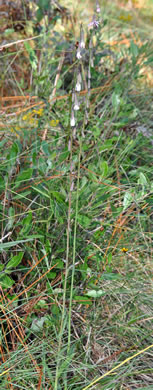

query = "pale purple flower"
[89,37,93,49]
[70,181,74,192]
[74,93,80,111]
[80,24,85,49]
[85,110,88,125]
[90,57,94,67]
[86,96,89,109]
[76,45,82,60]
[70,110,75,127]
[82,128,85,138]
[73,127,76,138]
[96,0,101,13]
[88,65,91,92]
[75,82,81,92]
[72,90,75,103]
[68,138,71,151]
[88,15,100,29]
[70,161,75,172]
[74,103,79,111]
[72,127,76,139]
[75,72,82,92]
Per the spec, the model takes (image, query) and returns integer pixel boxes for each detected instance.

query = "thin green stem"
[54,100,73,390]
[67,136,82,352]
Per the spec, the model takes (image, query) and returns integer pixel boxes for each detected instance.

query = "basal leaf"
[123,191,133,211]
[6,252,24,270]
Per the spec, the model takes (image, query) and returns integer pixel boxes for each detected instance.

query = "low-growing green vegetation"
[0,0,153,389]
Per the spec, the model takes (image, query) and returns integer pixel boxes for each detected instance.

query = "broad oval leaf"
[123,191,133,211]
[6,252,24,270]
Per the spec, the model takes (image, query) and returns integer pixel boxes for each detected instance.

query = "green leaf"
[24,235,43,239]
[58,150,69,163]
[51,305,60,315]
[138,172,148,186]
[0,274,14,288]
[92,126,101,138]
[86,289,105,298]
[53,288,63,294]
[144,56,153,65]
[87,164,97,181]
[6,252,24,270]
[99,138,117,151]
[78,214,91,228]
[41,141,50,156]
[100,161,108,177]
[79,260,88,280]
[38,0,50,10]
[4,28,15,36]
[0,139,7,148]
[0,237,42,251]
[38,157,48,175]
[107,252,112,264]
[0,176,5,191]
[24,42,38,70]
[56,79,62,89]
[112,92,120,111]
[23,211,32,226]
[73,296,92,305]
[130,40,139,57]
[32,186,50,199]
[50,191,65,203]
[80,176,88,189]
[55,259,64,269]
[123,191,133,211]
[0,264,4,272]
[136,388,153,390]
[47,271,56,280]
[36,8,44,22]
[58,349,75,377]
[13,191,31,199]
[7,142,19,166]
[34,300,47,309]
[16,168,33,182]
[31,316,46,333]
[19,211,33,236]
[101,273,122,280]
[7,207,15,230]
